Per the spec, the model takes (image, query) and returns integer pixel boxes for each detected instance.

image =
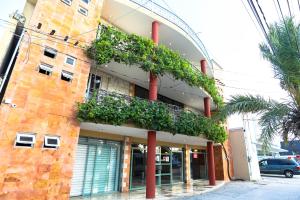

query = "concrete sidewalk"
[71,180,225,200]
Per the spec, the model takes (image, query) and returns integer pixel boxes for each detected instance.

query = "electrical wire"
[256,0,270,29]
[287,0,292,18]
[240,0,265,41]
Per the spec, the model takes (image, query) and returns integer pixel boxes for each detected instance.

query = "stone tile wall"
[0,0,102,199]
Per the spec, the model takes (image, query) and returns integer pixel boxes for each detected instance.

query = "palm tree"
[218,17,300,149]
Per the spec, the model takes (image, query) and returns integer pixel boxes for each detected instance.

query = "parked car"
[259,158,300,178]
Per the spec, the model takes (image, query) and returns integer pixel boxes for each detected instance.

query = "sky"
[160,0,293,129]
[0,0,294,129]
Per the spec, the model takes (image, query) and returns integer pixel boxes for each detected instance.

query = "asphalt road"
[178,175,300,200]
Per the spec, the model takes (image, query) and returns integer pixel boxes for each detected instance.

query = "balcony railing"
[88,89,183,117]
[129,0,212,68]
[79,89,227,143]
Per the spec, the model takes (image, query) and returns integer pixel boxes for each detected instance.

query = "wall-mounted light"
[50,30,56,35]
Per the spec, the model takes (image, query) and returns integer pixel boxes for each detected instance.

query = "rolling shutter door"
[83,145,97,195]
[107,145,118,191]
[70,144,88,197]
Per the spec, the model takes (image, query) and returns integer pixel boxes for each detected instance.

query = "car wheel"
[284,170,293,178]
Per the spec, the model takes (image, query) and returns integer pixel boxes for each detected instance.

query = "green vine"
[86,25,223,108]
[77,95,227,143]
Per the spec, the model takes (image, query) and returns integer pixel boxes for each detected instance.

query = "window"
[44,46,57,58]
[65,55,76,66]
[38,63,53,76]
[279,159,296,165]
[86,73,101,98]
[78,6,88,16]
[267,159,280,165]
[43,135,60,149]
[61,70,73,82]
[81,0,90,4]
[15,133,36,148]
[259,160,267,166]
[61,0,72,6]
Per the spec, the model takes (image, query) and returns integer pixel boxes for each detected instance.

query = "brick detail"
[184,144,191,185]
[121,137,132,192]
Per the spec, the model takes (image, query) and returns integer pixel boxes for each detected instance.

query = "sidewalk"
[71,180,225,200]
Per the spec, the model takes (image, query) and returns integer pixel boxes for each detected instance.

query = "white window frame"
[14,133,36,148]
[78,6,88,16]
[81,0,90,4]
[61,70,74,82]
[65,55,76,67]
[43,135,60,149]
[39,63,53,75]
[44,46,57,58]
[61,0,72,6]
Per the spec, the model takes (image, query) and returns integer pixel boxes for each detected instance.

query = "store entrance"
[190,149,207,179]
[130,145,183,190]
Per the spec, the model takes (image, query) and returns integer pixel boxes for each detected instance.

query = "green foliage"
[215,17,300,148]
[260,17,300,105]
[77,96,227,143]
[86,25,223,108]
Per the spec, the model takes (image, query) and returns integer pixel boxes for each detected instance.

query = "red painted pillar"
[146,21,159,199]
[204,97,211,117]
[201,59,216,185]
[200,59,207,74]
[207,141,216,185]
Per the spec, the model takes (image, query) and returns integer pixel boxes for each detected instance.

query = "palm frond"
[215,95,275,120]
[258,102,291,150]
[259,17,300,105]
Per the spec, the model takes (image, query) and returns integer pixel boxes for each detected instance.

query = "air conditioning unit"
[15,133,36,148]
[43,135,60,149]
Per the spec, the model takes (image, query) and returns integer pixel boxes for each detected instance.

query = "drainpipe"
[0,28,25,95]
[146,21,159,199]
[201,59,216,186]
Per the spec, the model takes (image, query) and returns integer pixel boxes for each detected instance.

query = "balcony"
[101,0,213,76]
[78,90,227,144]
[87,25,222,110]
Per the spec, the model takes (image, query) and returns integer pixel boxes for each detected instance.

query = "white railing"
[129,0,212,67]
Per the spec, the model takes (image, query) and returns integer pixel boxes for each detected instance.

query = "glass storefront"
[190,149,207,179]
[70,137,121,197]
[130,144,183,190]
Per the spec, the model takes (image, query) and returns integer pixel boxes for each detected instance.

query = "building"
[229,114,287,181]
[0,0,233,199]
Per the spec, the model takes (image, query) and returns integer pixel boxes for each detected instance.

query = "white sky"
[0,0,295,129]
[160,0,293,129]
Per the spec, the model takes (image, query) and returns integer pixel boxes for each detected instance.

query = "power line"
[246,0,275,54]
[287,0,292,18]
[256,0,270,29]
[240,0,266,41]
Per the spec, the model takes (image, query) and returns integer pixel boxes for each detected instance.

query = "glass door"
[130,144,146,189]
[158,147,172,185]
[190,149,208,179]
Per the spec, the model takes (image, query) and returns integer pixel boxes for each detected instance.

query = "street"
[178,175,300,200]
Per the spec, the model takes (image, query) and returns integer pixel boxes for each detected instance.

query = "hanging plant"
[77,95,227,143]
[86,25,223,108]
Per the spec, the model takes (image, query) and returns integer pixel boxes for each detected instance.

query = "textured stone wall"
[121,137,132,192]
[0,0,102,199]
[184,145,191,184]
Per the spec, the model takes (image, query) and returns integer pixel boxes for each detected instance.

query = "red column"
[201,59,216,185]
[146,21,159,199]
[207,141,216,185]
[204,97,211,117]
[200,59,207,74]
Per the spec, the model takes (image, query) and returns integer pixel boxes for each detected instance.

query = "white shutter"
[70,144,88,196]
